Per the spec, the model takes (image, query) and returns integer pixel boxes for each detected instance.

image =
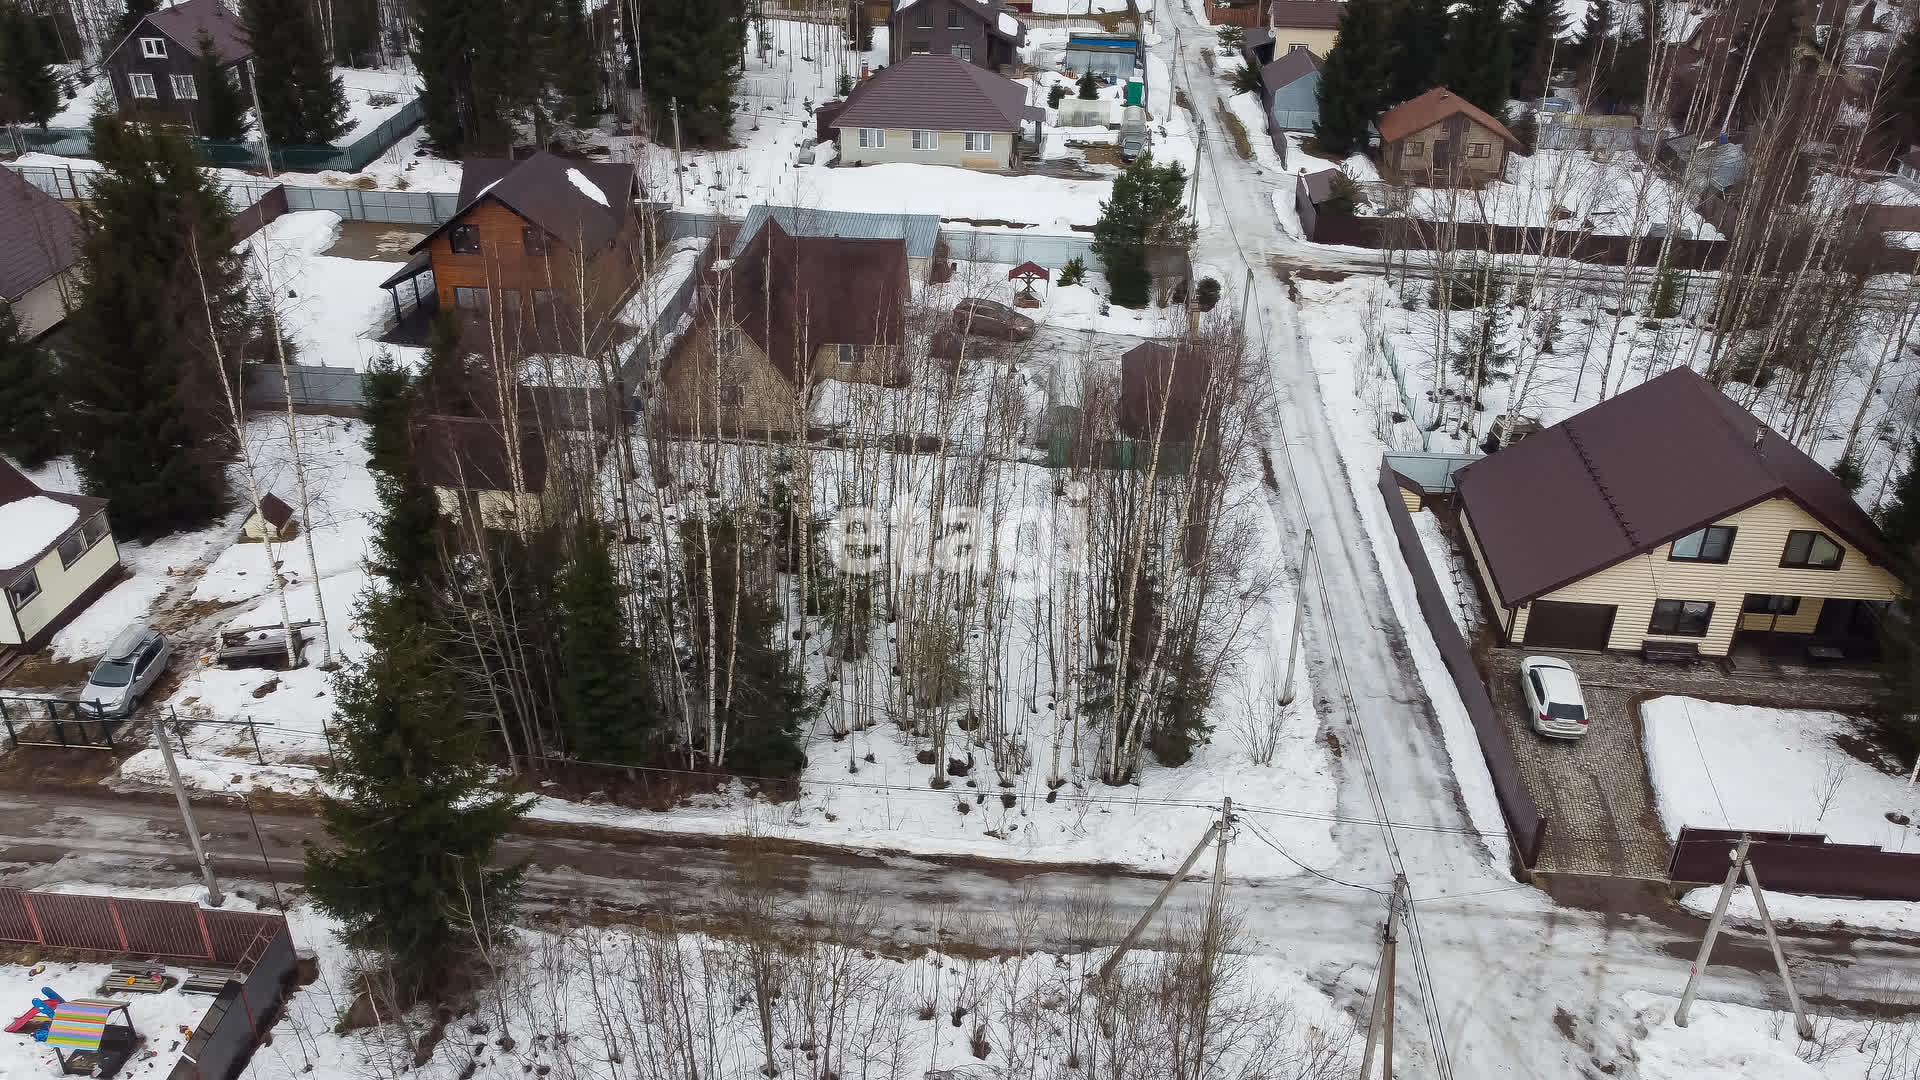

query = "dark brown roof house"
[725,218,908,381]
[1120,341,1216,445]
[831,54,1044,137]
[0,167,84,339]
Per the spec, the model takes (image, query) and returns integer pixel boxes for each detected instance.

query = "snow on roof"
[999,11,1019,36]
[0,495,79,571]
[566,167,609,208]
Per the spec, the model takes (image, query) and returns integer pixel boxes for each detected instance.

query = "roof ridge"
[1561,419,1639,547]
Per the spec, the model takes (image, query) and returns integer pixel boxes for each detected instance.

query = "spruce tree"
[63,116,255,537]
[196,33,250,140]
[1880,441,1920,553]
[243,0,349,146]
[1508,0,1566,100]
[1880,23,1920,160]
[333,0,380,66]
[556,526,659,765]
[1078,70,1099,99]
[1568,0,1612,65]
[0,301,60,467]
[637,0,748,145]
[1314,0,1397,155]
[1387,0,1449,102]
[1447,0,1513,117]
[118,0,158,34]
[0,2,58,128]
[307,354,528,1001]
[1090,155,1195,309]
[411,0,470,151]
[544,0,600,130]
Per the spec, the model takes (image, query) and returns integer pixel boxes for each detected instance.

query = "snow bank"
[1642,696,1918,848]
[1610,990,1894,1080]
[1681,884,1920,936]
[243,210,410,371]
[0,496,78,570]
[1383,149,1720,238]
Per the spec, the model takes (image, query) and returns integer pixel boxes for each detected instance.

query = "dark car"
[952,298,1037,341]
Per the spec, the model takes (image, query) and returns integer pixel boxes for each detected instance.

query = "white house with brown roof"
[831,55,1044,171]
[0,168,83,339]
[1264,0,1345,56]
[1453,368,1901,661]
[0,461,122,650]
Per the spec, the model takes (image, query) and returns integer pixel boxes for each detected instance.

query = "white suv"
[1520,656,1589,739]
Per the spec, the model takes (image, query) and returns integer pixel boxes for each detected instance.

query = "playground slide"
[8,988,62,1036]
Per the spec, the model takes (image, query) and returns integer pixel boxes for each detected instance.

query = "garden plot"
[243,211,416,372]
[1641,697,1918,848]
[1378,149,1721,238]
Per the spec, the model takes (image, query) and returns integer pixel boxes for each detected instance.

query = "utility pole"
[1674,835,1812,1038]
[246,59,272,173]
[1098,799,1232,981]
[155,721,223,907]
[1278,529,1314,706]
[669,97,685,207]
[1359,875,1406,1079]
[1188,118,1204,234]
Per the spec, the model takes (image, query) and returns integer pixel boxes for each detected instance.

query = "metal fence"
[281,183,458,224]
[0,886,290,964]
[8,98,423,174]
[244,364,366,410]
[1668,827,1920,901]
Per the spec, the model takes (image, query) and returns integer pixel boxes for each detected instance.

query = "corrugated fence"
[1668,827,1920,901]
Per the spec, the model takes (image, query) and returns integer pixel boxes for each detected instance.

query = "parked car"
[1520,656,1588,739]
[1119,104,1149,161]
[952,298,1037,341]
[83,622,171,718]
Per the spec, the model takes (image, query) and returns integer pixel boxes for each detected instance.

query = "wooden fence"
[1306,209,1731,269]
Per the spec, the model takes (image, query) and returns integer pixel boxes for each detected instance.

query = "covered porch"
[377,251,439,347]
[1727,595,1889,675]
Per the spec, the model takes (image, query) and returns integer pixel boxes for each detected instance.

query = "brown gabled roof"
[414,416,549,494]
[1454,367,1894,606]
[410,151,636,255]
[725,219,907,382]
[1119,340,1212,442]
[1260,48,1321,96]
[832,55,1032,133]
[1267,0,1347,30]
[133,0,251,66]
[252,493,294,528]
[0,168,82,304]
[0,460,109,585]
[892,0,1025,43]
[1378,87,1520,149]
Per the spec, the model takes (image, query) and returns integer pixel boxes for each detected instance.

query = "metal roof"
[734,205,940,260]
[832,55,1032,133]
[0,166,81,303]
[1385,451,1481,494]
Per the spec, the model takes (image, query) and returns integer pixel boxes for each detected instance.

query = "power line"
[1237,814,1391,893]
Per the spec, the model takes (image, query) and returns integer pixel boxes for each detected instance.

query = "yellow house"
[0,462,123,650]
[1455,368,1902,660]
[1263,1,1344,57]
[416,415,554,533]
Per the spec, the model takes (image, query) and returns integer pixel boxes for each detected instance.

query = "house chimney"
[861,61,870,81]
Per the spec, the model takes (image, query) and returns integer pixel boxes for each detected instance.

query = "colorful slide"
[7,988,62,1035]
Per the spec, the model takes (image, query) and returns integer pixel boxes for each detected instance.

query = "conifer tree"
[1091,155,1194,308]
[63,116,255,537]
[306,355,529,1001]
[556,526,659,764]
[1508,0,1566,99]
[333,0,380,66]
[196,32,250,140]
[637,0,748,145]
[1880,441,1920,553]
[1881,23,1920,160]
[1447,0,1513,116]
[118,0,158,34]
[412,0,471,151]
[1314,0,1397,155]
[0,302,60,467]
[243,0,349,146]
[1568,0,1612,65]
[1387,0,1448,102]
[1078,70,1099,99]
[0,2,58,128]
[544,0,600,130]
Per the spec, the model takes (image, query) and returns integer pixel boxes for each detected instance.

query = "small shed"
[43,997,137,1077]
[1008,260,1049,307]
[241,493,296,542]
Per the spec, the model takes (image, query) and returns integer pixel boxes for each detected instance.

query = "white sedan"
[1520,656,1589,739]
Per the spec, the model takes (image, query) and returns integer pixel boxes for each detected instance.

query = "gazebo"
[1008,261,1050,309]
[40,998,137,1077]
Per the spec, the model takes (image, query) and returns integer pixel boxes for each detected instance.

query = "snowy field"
[1642,697,1919,849]
[1378,149,1722,238]
[245,211,411,371]
[1601,990,1920,1080]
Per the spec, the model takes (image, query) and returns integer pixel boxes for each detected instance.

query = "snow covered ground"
[0,955,214,1080]
[244,211,409,371]
[1374,149,1722,238]
[1642,697,1920,849]
[43,64,418,147]
[1601,990,1920,1080]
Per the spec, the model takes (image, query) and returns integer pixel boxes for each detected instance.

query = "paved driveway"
[1485,650,1673,879]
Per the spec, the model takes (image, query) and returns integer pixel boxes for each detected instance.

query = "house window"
[1781,529,1843,569]
[1403,141,1424,158]
[858,127,885,148]
[1288,43,1308,51]
[82,514,109,548]
[171,74,197,100]
[1649,598,1715,636]
[916,9,932,28]
[6,570,40,610]
[531,288,554,307]
[57,521,99,568]
[721,385,745,407]
[454,285,489,310]
[1742,594,1801,616]
[1668,525,1735,563]
[523,227,547,255]
[1467,142,1491,159]
[129,73,157,99]
[951,43,972,60]
[449,223,481,254]
[912,129,937,150]
[948,8,962,27]
[139,36,167,58]
[964,131,992,152]
[910,40,930,53]
[838,344,857,365]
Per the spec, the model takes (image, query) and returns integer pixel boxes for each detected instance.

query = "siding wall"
[1458,511,1509,634]
[433,486,550,531]
[1508,497,1900,656]
[12,271,77,339]
[660,332,806,434]
[1385,116,1508,180]
[106,30,250,135]
[1268,26,1338,54]
[837,127,1015,170]
[809,342,900,385]
[6,522,120,645]
[888,0,1018,68]
[429,199,640,328]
